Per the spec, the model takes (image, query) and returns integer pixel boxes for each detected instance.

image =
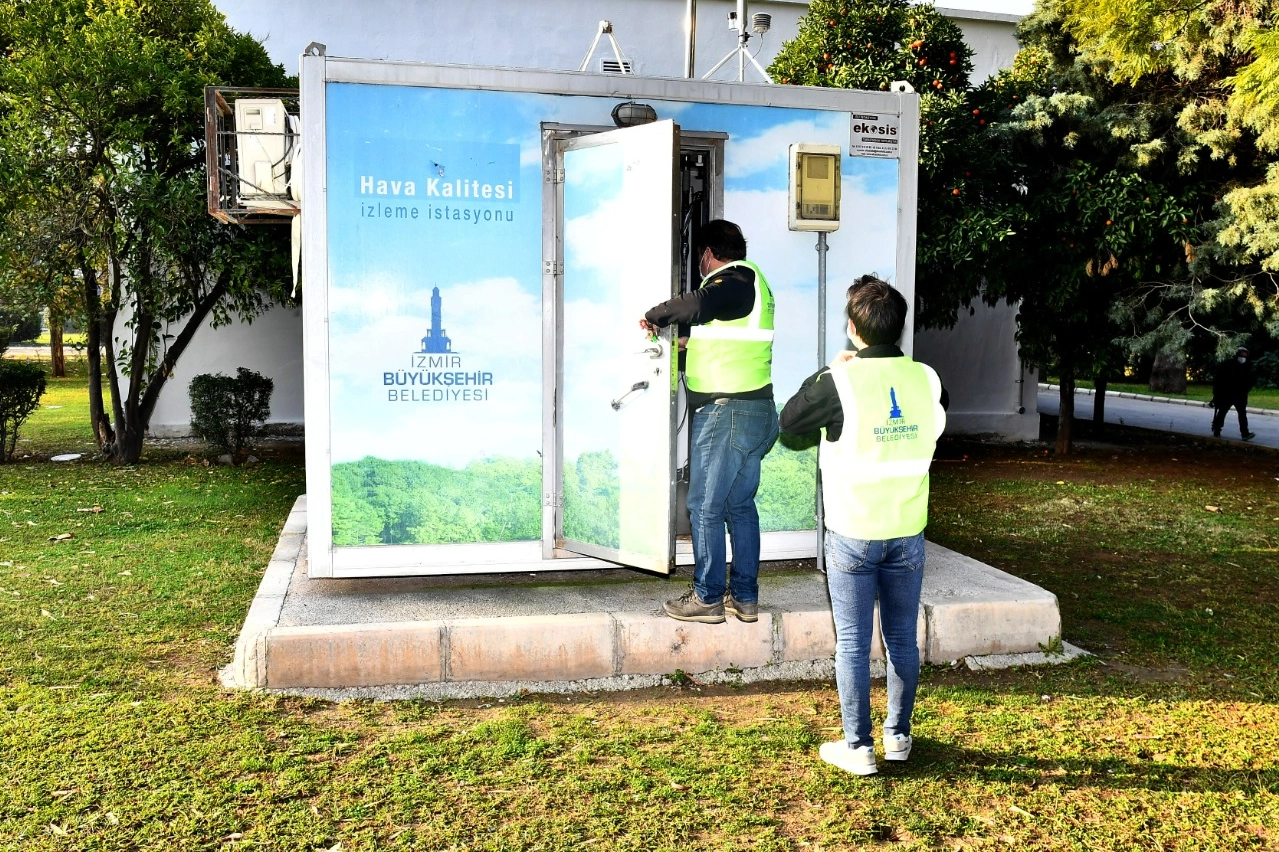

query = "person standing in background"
[1212,347,1256,441]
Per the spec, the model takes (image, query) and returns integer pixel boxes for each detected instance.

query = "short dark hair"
[698,219,747,262]
[845,275,907,346]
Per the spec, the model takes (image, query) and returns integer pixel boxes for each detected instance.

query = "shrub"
[1255,351,1279,390]
[0,359,47,462]
[0,305,43,355]
[188,367,274,457]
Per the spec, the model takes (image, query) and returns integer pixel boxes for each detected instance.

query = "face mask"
[1238,356,1247,364]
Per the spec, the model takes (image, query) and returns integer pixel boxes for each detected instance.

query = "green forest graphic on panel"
[331,444,817,547]
[563,451,621,550]
[331,456,542,545]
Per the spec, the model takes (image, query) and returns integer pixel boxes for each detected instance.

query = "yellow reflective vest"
[684,260,775,394]
[819,356,946,540]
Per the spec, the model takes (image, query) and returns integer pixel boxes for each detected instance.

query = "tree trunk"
[101,303,125,446]
[99,300,136,464]
[136,273,229,427]
[101,270,230,464]
[89,251,132,464]
[1056,372,1075,455]
[79,254,113,453]
[48,318,66,378]
[1149,351,1187,394]
[116,296,154,464]
[112,418,146,463]
[1093,374,1107,436]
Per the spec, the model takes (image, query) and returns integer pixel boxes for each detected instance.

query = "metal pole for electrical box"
[816,231,828,573]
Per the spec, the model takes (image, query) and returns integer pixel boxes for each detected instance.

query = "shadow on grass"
[880,739,1278,794]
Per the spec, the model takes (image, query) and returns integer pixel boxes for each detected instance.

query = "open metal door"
[557,120,680,573]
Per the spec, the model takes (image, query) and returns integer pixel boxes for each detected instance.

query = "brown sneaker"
[663,588,725,623]
[724,593,759,623]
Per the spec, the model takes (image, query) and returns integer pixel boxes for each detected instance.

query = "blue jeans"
[687,397,779,605]
[825,529,925,748]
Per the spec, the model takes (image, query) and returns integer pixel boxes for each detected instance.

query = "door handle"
[636,343,664,359]
[611,380,650,410]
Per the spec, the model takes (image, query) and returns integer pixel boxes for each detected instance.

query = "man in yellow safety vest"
[780,275,947,776]
[640,220,778,624]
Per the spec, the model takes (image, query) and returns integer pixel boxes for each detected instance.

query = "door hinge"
[545,167,564,184]
[543,260,564,275]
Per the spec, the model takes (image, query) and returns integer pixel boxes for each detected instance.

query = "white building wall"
[945,10,1023,83]
[124,304,305,438]
[915,302,1038,437]
[220,0,804,79]
[215,0,1021,81]
[163,0,1030,438]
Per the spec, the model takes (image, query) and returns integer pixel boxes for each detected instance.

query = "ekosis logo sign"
[848,113,901,160]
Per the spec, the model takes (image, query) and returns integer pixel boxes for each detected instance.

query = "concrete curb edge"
[219,495,307,689]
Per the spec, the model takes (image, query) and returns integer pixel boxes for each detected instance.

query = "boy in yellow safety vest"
[780,275,947,776]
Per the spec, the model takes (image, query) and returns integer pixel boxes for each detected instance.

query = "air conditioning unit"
[235,98,292,208]
[285,114,303,202]
[205,87,299,223]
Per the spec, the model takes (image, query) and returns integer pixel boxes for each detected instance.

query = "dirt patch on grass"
[936,430,1279,488]
[1097,660,1192,683]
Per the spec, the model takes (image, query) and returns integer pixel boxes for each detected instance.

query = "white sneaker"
[884,733,913,762]
[819,740,877,776]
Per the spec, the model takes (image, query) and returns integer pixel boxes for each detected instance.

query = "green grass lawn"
[1,372,1277,850]
[26,332,88,347]
[9,357,107,460]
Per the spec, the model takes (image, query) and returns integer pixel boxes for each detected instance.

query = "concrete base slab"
[964,640,1091,671]
[223,497,1072,698]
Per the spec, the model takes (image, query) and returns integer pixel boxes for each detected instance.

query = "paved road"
[5,344,48,357]
[1038,385,1278,450]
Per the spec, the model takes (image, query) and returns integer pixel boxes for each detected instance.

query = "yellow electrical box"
[788,144,841,232]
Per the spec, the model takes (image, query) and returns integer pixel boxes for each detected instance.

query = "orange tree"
[768,0,1012,329]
